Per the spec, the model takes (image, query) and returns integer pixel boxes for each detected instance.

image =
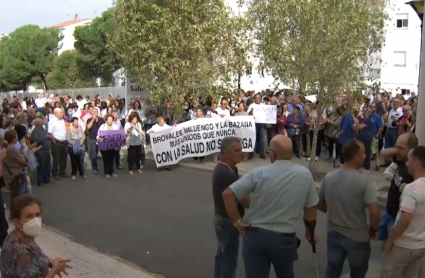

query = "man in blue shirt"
[336,106,354,165]
[369,103,384,171]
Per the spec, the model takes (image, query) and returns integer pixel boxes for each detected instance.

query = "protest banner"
[151,117,256,167]
[253,105,277,124]
[98,130,126,151]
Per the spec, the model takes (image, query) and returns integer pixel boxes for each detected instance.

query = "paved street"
[23,158,384,278]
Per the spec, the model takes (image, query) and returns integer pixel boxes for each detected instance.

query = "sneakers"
[137,169,143,174]
[129,171,134,175]
[106,174,111,178]
[71,175,77,181]
[315,156,319,162]
[112,173,118,178]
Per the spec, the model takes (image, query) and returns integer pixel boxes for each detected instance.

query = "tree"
[247,0,387,176]
[46,50,96,89]
[74,9,121,85]
[0,25,62,90]
[110,0,251,113]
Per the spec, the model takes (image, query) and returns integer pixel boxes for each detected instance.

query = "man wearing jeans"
[86,108,104,174]
[223,135,318,278]
[381,146,425,278]
[212,137,248,278]
[317,140,381,278]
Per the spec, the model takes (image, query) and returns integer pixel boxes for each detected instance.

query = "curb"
[5,209,163,278]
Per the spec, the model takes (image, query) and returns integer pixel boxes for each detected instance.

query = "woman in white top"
[97,115,119,178]
[127,100,145,123]
[124,112,145,175]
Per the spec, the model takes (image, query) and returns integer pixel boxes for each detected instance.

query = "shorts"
[371,138,379,154]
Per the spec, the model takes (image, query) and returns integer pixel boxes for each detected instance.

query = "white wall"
[380,1,422,95]
[58,19,92,55]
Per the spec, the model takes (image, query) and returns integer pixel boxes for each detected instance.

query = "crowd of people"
[0,88,420,278]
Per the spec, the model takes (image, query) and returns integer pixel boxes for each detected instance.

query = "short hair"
[76,95,83,100]
[14,124,27,141]
[128,112,139,123]
[341,140,361,162]
[70,117,79,123]
[220,136,241,154]
[4,129,17,143]
[32,118,43,126]
[407,133,419,149]
[157,116,164,122]
[411,146,425,169]
[293,105,300,111]
[10,194,42,220]
[104,114,114,122]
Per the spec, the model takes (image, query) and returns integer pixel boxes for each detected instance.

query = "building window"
[401,89,411,95]
[396,14,408,28]
[393,51,407,67]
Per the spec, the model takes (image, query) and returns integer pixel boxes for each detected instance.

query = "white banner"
[253,105,277,124]
[151,117,256,167]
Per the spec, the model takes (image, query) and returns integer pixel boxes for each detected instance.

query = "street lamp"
[406,0,425,145]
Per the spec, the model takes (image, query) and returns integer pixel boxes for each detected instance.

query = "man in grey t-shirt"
[317,140,380,278]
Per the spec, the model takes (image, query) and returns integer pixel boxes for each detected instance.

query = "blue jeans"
[378,212,395,241]
[89,139,99,171]
[35,150,51,185]
[384,128,398,149]
[326,229,371,278]
[214,216,239,278]
[242,229,298,278]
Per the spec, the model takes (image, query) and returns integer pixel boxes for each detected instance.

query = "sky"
[0,0,113,34]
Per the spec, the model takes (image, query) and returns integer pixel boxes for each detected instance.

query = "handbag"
[4,161,30,196]
[73,141,85,156]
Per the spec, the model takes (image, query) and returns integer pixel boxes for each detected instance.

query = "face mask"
[20,217,42,238]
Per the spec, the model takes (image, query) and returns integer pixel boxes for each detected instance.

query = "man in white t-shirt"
[247,93,266,160]
[381,146,425,278]
[215,97,230,117]
[34,93,46,108]
[75,95,87,110]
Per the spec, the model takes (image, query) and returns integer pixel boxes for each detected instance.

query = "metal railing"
[0,86,126,100]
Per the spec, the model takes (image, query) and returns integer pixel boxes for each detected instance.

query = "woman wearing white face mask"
[0,195,72,278]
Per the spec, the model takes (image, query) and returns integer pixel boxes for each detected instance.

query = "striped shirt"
[229,160,319,234]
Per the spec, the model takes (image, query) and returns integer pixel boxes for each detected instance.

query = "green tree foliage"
[74,9,121,85]
[247,0,387,173]
[111,0,250,112]
[46,50,96,89]
[0,25,62,90]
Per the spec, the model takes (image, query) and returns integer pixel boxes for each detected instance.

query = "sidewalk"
[8,223,160,278]
[341,260,380,278]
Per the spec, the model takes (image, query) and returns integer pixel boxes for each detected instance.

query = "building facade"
[52,15,92,55]
[378,1,422,95]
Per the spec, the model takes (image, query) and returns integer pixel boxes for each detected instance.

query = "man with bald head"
[379,132,418,241]
[48,107,68,180]
[222,135,319,278]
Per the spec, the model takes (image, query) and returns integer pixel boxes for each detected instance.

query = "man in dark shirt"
[212,136,249,278]
[86,108,104,174]
[378,132,418,241]
[31,118,53,186]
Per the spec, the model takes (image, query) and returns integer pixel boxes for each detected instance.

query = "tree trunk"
[39,74,49,90]
[308,92,326,182]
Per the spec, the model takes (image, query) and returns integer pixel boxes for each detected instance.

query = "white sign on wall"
[125,77,149,111]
